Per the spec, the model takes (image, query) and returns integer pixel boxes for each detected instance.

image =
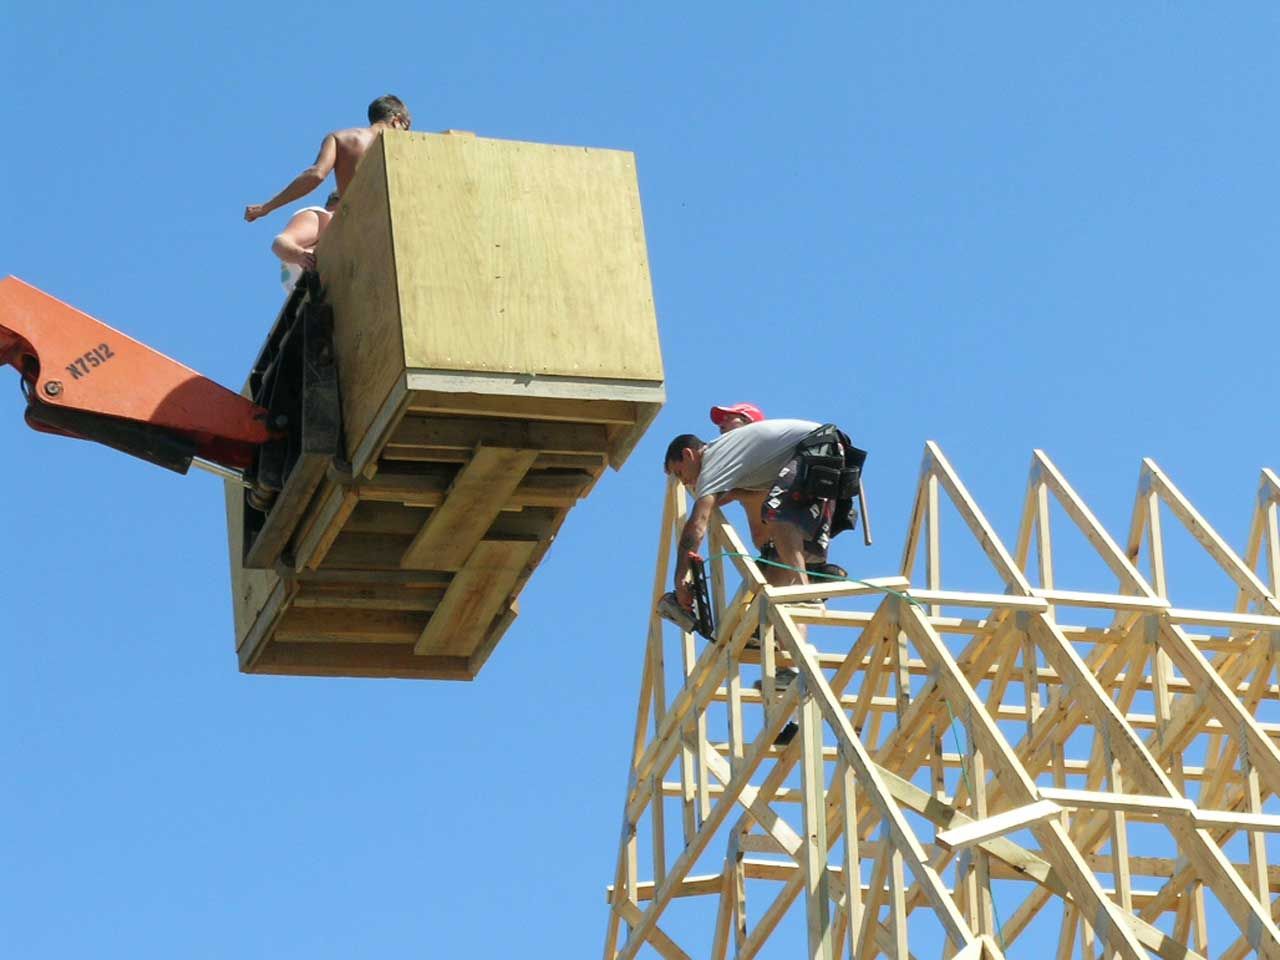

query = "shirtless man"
[243,95,412,223]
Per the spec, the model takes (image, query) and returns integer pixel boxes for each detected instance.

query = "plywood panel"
[314,134,405,459]
[414,539,538,656]
[252,643,473,681]
[401,446,538,571]
[383,132,663,383]
[224,474,281,645]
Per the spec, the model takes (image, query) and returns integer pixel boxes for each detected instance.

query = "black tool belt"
[795,423,866,501]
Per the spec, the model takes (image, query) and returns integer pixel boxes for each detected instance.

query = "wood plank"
[274,608,426,644]
[380,445,606,472]
[1194,809,1280,834]
[359,467,594,508]
[323,533,415,570]
[935,800,1064,851]
[346,500,560,539]
[388,414,609,456]
[1029,588,1168,611]
[1165,608,1280,630]
[1037,787,1194,817]
[250,642,473,680]
[295,486,359,571]
[414,539,538,656]
[401,447,538,570]
[467,599,521,676]
[799,693,835,960]
[408,390,639,425]
[293,584,443,612]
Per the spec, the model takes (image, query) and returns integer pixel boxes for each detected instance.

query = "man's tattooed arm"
[673,496,715,593]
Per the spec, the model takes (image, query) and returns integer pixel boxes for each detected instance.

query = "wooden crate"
[225,131,664,680]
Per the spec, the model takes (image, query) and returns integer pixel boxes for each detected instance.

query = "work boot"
[773,721,799,747]
[753,667,798,693]
[806,561,847,580]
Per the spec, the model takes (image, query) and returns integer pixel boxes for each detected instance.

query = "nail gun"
[656,551,716,641]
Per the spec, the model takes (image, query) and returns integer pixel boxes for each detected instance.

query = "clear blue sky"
[3,4,1278,957]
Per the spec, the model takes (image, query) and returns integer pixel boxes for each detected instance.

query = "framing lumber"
[413,539,537,656]
[603,446,1280,959]
[399,446,538,570]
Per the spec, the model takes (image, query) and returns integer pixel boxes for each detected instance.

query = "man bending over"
[663,418,840,612]
[244,95,412,223]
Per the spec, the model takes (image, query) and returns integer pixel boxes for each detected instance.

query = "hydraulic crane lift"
[0,276,271,474]
[0,274,339,540]
[2,130,665,681]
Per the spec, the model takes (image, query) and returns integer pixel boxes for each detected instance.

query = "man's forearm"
[259,169,325,215]
[673,515,706,588]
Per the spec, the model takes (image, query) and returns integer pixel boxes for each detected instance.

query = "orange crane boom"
[0,276,274,474]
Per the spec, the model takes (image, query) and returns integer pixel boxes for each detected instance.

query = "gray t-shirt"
[694,419,821,500]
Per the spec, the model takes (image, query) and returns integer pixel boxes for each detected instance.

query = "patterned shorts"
[760,455,836,560]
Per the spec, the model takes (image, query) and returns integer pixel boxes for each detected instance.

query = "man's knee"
[763,521,808,585]
[768,520,805,553]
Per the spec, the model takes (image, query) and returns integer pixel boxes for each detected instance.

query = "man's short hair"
[664,434,704,470]
[368,95,411,127]
[324,191,340,208]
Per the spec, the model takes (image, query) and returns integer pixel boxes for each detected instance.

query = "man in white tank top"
[273,191,339,294]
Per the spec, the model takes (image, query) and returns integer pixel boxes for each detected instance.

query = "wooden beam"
[935,800,1064,851]
[413,539,537,656]
[400,446,537,570]
[388,415,610,456]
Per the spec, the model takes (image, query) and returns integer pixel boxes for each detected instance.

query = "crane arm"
[0,275,274,474]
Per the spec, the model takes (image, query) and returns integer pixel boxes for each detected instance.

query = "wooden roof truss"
[603,443,1280,959]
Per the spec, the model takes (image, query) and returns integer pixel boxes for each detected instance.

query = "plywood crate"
[225,131,664,680]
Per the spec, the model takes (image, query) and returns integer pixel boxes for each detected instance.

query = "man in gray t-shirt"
[692,418,820,501]
[664,419,831,611]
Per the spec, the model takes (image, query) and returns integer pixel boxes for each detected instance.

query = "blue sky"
[3,4,1279,957]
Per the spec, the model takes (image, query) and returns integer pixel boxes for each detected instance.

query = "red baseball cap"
[709,402,765,426]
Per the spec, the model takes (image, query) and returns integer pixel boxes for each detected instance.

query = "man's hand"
[244,203,269,222]
[676,581,694,611]
[277,244,316,270]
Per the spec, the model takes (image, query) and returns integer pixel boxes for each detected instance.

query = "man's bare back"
[244,95,412,223]
[329,126,383,196]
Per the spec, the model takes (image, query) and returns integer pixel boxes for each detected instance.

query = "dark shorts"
[760,455,836,560]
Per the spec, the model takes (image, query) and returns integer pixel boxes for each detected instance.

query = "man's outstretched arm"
[245,134,338,222]
[673,494,716,608]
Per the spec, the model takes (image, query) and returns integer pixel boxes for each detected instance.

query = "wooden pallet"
[227,379,658,679]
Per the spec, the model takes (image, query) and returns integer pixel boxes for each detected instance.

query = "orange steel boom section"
[0,276,273,471]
